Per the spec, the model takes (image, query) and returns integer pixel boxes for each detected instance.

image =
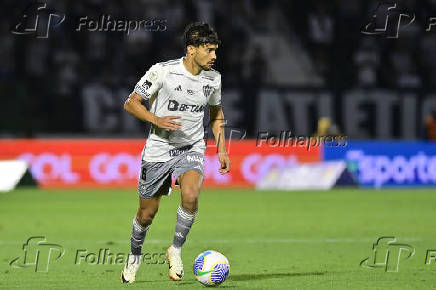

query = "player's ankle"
[128,253,141,263]
[170,245,181,254]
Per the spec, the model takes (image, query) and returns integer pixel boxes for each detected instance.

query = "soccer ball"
[193,250,230,286]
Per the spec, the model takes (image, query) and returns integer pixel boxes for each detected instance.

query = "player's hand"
[154,116,182,130]
[218,152,230,174]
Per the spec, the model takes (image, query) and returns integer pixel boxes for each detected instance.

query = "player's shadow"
[136,280,237,287]
[229,271,326,281]
[135,280,197,285]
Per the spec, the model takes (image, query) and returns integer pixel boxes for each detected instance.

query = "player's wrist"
[151,115,160,126]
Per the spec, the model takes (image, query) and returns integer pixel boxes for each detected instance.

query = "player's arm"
[124,92,181,130]
[209,105,230,174]
[125,64,181,130]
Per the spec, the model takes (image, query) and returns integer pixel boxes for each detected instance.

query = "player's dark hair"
[183,22,220,52]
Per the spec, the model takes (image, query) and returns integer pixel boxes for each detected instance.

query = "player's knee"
[137,207,158,226]
[183,185,199,200]
[182,185,199,211]
[182,201,198,213]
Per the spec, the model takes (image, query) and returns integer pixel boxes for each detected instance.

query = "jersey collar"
[180,57,205,79]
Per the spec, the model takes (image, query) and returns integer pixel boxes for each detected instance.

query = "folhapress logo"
[9,236,65,272]
[360,237,414,272]
[11,1,65,39]
[362,2,436,38]
[361,2,415,38]
[11,1,166,38]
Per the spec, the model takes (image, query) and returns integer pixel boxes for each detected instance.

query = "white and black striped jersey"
[133,57,221,162]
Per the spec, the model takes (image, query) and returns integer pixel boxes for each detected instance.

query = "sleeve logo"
[149,71,158,81]
[142,80,152,90]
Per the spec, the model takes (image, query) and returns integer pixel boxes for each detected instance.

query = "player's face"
[193,44,217,70]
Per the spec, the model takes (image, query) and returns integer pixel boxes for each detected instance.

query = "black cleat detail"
[121,273,129,283]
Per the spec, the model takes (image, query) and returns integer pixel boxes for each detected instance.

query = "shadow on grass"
[229,271,326,281]
[134,272,326,285]
[135,280,237,287]
[135,280,197,284]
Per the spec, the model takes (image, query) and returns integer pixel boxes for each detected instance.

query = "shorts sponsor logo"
[169,145,193,157]
[187,155,203,163]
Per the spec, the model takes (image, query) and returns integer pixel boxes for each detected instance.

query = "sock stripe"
[173,206,197,248]
[131,217,150,255]
[177,205,197,221]
[133,217,150,232]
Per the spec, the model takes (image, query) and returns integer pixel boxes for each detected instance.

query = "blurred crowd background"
[1,0,436,140]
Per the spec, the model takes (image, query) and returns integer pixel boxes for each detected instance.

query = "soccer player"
[121,22,230,283]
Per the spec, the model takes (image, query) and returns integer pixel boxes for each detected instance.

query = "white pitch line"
[0,237,423,245]
[95,237,423,244]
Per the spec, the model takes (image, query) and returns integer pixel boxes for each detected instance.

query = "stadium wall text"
[82,87,436,139]
[324,141,436,187]
[1,140,435,188]
[0,139,320,188]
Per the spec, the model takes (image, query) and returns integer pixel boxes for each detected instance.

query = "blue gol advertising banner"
[323,142,436,187]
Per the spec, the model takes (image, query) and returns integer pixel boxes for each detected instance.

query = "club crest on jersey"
[203,85,213,98]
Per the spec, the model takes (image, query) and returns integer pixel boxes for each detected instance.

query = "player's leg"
[167,169,203,281]
[122,161,172,284]
[122,194,163,284]
[175,169,203,244]
[179,169,203,211]
[131,195,162,256]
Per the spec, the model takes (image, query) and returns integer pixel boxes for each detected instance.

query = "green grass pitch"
[1,188,436,289]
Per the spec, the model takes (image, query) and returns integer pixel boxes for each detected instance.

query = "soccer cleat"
[166,246,184,281]
[121,254,141,284]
